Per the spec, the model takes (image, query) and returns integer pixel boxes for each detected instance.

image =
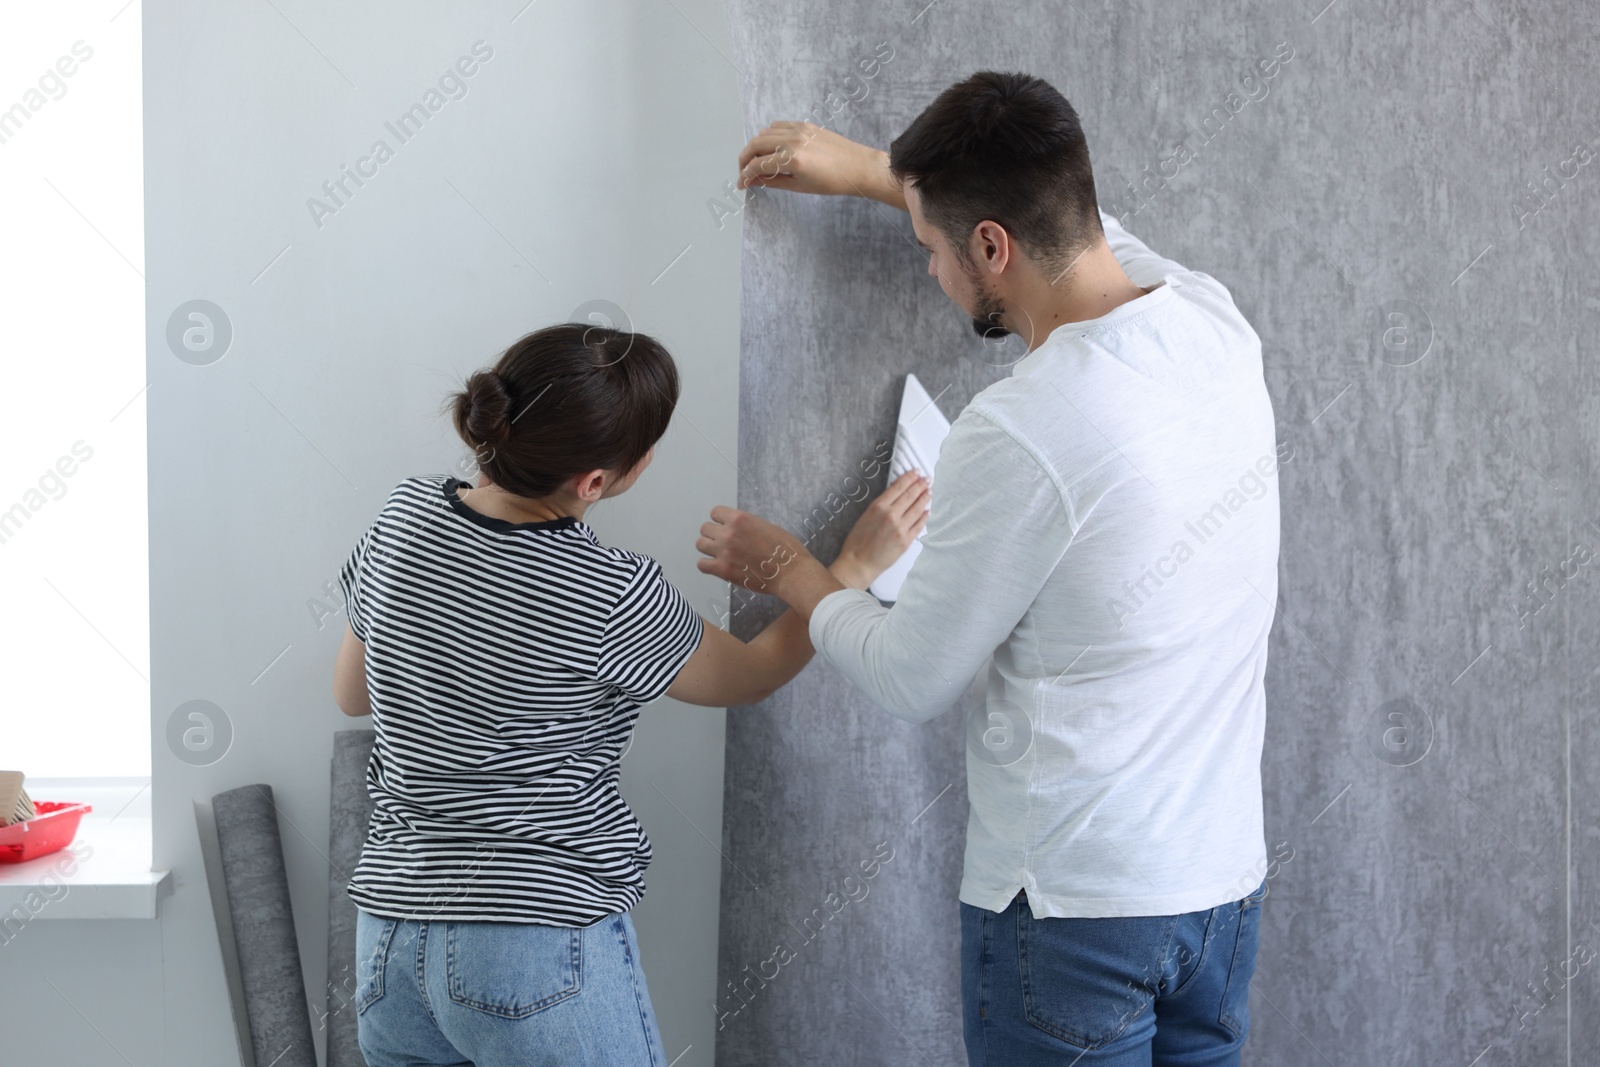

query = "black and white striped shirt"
[337,475,704,925]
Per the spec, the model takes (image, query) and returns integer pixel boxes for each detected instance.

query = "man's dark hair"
[889,71,1101,277]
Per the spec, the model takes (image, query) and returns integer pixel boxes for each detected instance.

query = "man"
[697,71,1282,1066]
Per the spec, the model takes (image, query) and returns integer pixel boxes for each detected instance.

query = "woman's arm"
[667,549,878,708]
[665,608,815,708]
[333,623,372,716]
[667,471,929,708]
[330,472,928,713]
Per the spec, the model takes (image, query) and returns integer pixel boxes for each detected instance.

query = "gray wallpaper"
[717,2,1600,1065]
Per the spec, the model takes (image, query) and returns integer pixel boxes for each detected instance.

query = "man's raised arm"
[1097,209,1193,290]
[736,122,907,210]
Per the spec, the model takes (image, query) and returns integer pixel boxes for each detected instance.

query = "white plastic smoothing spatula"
[869,373,951,602]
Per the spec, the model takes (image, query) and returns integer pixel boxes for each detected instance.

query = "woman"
[332,322,928,1066]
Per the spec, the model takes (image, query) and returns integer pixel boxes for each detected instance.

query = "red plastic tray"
[0,801,92,864]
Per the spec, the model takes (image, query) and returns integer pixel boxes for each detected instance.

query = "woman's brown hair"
[449,323,680,498]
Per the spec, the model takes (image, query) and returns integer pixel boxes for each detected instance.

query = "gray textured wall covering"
[717,2,1599,1065]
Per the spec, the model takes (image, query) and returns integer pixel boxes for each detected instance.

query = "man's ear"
[972,220,1011,275]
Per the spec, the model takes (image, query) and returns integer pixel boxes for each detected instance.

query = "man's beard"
[969,277,1009,341]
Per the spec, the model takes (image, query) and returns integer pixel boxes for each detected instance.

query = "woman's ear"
[573,469,609,502]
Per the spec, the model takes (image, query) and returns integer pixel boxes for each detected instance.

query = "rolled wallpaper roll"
[212,784,317,1067]
[326,729,376,1067]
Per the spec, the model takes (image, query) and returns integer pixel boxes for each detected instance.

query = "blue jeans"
[355,908,667,1067]
[961,881,1266,1066]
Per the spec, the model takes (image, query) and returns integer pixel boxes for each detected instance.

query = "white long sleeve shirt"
[809,211,1281,918]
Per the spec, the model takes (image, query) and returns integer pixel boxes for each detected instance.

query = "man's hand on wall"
[736,121,906,209]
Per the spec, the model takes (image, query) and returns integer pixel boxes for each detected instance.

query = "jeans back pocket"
[355,914,399,1015]
[446,920,583,1019]
[1018,906,1176,1050]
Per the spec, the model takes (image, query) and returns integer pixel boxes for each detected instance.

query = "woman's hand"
[696,507,813,596]
[833,471,931,589]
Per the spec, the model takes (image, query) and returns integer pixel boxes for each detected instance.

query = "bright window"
[0,2,148,777]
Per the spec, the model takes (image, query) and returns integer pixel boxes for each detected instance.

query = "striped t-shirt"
[337,475,704,925]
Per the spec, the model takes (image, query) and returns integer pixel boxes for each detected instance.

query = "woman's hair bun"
[445,323,680,499]
[453,367,514,449]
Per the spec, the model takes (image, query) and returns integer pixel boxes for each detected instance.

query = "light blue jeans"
[355,908,667,1067]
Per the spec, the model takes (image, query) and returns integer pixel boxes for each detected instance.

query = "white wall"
[0,1,745,1063]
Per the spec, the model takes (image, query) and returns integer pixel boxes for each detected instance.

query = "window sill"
[0,777,171,920]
